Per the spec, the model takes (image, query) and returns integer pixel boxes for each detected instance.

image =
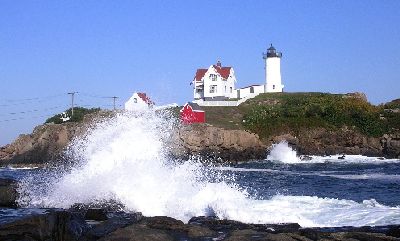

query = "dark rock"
[386,225,400,238]
[0,209,88,241]
[0,178,18,207]
[188,216,300,234]
[141,216,186,231]
[85,208,108,221]
[189,216,252,231]
[382,133,400,158]
[98,223,175,241]
[330,231,398,241]
[84,212,142,240]
[225,229,303,241]
[100,216,218,241]
[2,210,400,241]
[186,224,217,238]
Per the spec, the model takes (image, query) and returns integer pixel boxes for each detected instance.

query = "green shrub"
[243,93,387,138]
[45,107,100,124]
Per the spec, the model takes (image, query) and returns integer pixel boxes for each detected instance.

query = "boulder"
[85,208,108,221]
[0,209,88,241]
[0,178,18,207]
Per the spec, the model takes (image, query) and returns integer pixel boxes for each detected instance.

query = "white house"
[125,92,154,111]
[192,61,237,101]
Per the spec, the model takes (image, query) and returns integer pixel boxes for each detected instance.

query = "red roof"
[194,69,208,81]
[137,93,154,105]
[194,63,232,82]
[212,65,231,79]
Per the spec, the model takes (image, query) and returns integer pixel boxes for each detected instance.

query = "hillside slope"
[203,92,400,157]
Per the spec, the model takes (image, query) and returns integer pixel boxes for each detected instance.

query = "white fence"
[194,93,260,107]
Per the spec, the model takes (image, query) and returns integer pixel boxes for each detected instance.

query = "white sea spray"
[17,109,400,227]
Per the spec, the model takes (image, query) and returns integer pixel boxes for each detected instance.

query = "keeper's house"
[192,61,237,101]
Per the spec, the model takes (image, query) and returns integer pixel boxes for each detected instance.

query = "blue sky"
[1,0,400,145]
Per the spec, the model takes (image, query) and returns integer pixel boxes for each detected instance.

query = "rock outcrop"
[270,127,400,158]
[0,111,109,165]
[0,118,267,165]
[1,114,399,166]
[168,124,267,163]
[0,122,83,165]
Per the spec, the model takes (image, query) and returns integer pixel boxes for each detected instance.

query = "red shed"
[180,102,205,124]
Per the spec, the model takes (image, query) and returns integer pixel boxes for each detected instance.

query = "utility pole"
[111,96,118,111]
[67,92,77,117]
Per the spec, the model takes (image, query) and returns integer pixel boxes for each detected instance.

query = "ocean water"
[1,110,400,228]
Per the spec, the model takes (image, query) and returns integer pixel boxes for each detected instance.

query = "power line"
[79,92,110,99]
[0,94,65,103]
[0,106,66,117]
[0,97,66,107]
[0,111,66,123]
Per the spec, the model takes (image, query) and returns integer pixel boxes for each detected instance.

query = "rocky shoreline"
[1,122,399,167]
[1,177,399,241]
[0,108,399,166]
[1,208,400,241]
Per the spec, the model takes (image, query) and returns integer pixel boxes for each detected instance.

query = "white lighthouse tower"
[263,44,284,92]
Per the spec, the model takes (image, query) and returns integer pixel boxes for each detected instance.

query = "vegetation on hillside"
[202,93,400,138]
[45,107,100,124]
[382,98,400,133]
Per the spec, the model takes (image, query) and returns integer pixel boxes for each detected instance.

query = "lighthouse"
[263,44,284,92]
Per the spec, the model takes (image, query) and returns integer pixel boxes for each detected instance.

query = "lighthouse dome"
[267,44,276,51]
[266,44,282,58]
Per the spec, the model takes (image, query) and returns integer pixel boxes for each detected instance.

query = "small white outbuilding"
[124,92,154,111]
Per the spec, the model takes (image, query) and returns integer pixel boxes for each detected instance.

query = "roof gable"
[180,102,204,112]
[137,92,154,105]
[193,62,232,82]
[212,65,231,79]
[194,69,208,82]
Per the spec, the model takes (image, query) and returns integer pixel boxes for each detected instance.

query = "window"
[230,87,233,93]
[273,85,276,89]
[250,87,254,93]
[133,98,137,103]
[196,88,203,93]
[210,85,217,93]
[210,74,217,81]
[225,86,227,92]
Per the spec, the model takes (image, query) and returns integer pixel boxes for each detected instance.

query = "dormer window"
[133,98,138,103]
[210,74,217,81]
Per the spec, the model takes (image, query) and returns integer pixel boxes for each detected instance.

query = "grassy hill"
[202,93,400,138]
